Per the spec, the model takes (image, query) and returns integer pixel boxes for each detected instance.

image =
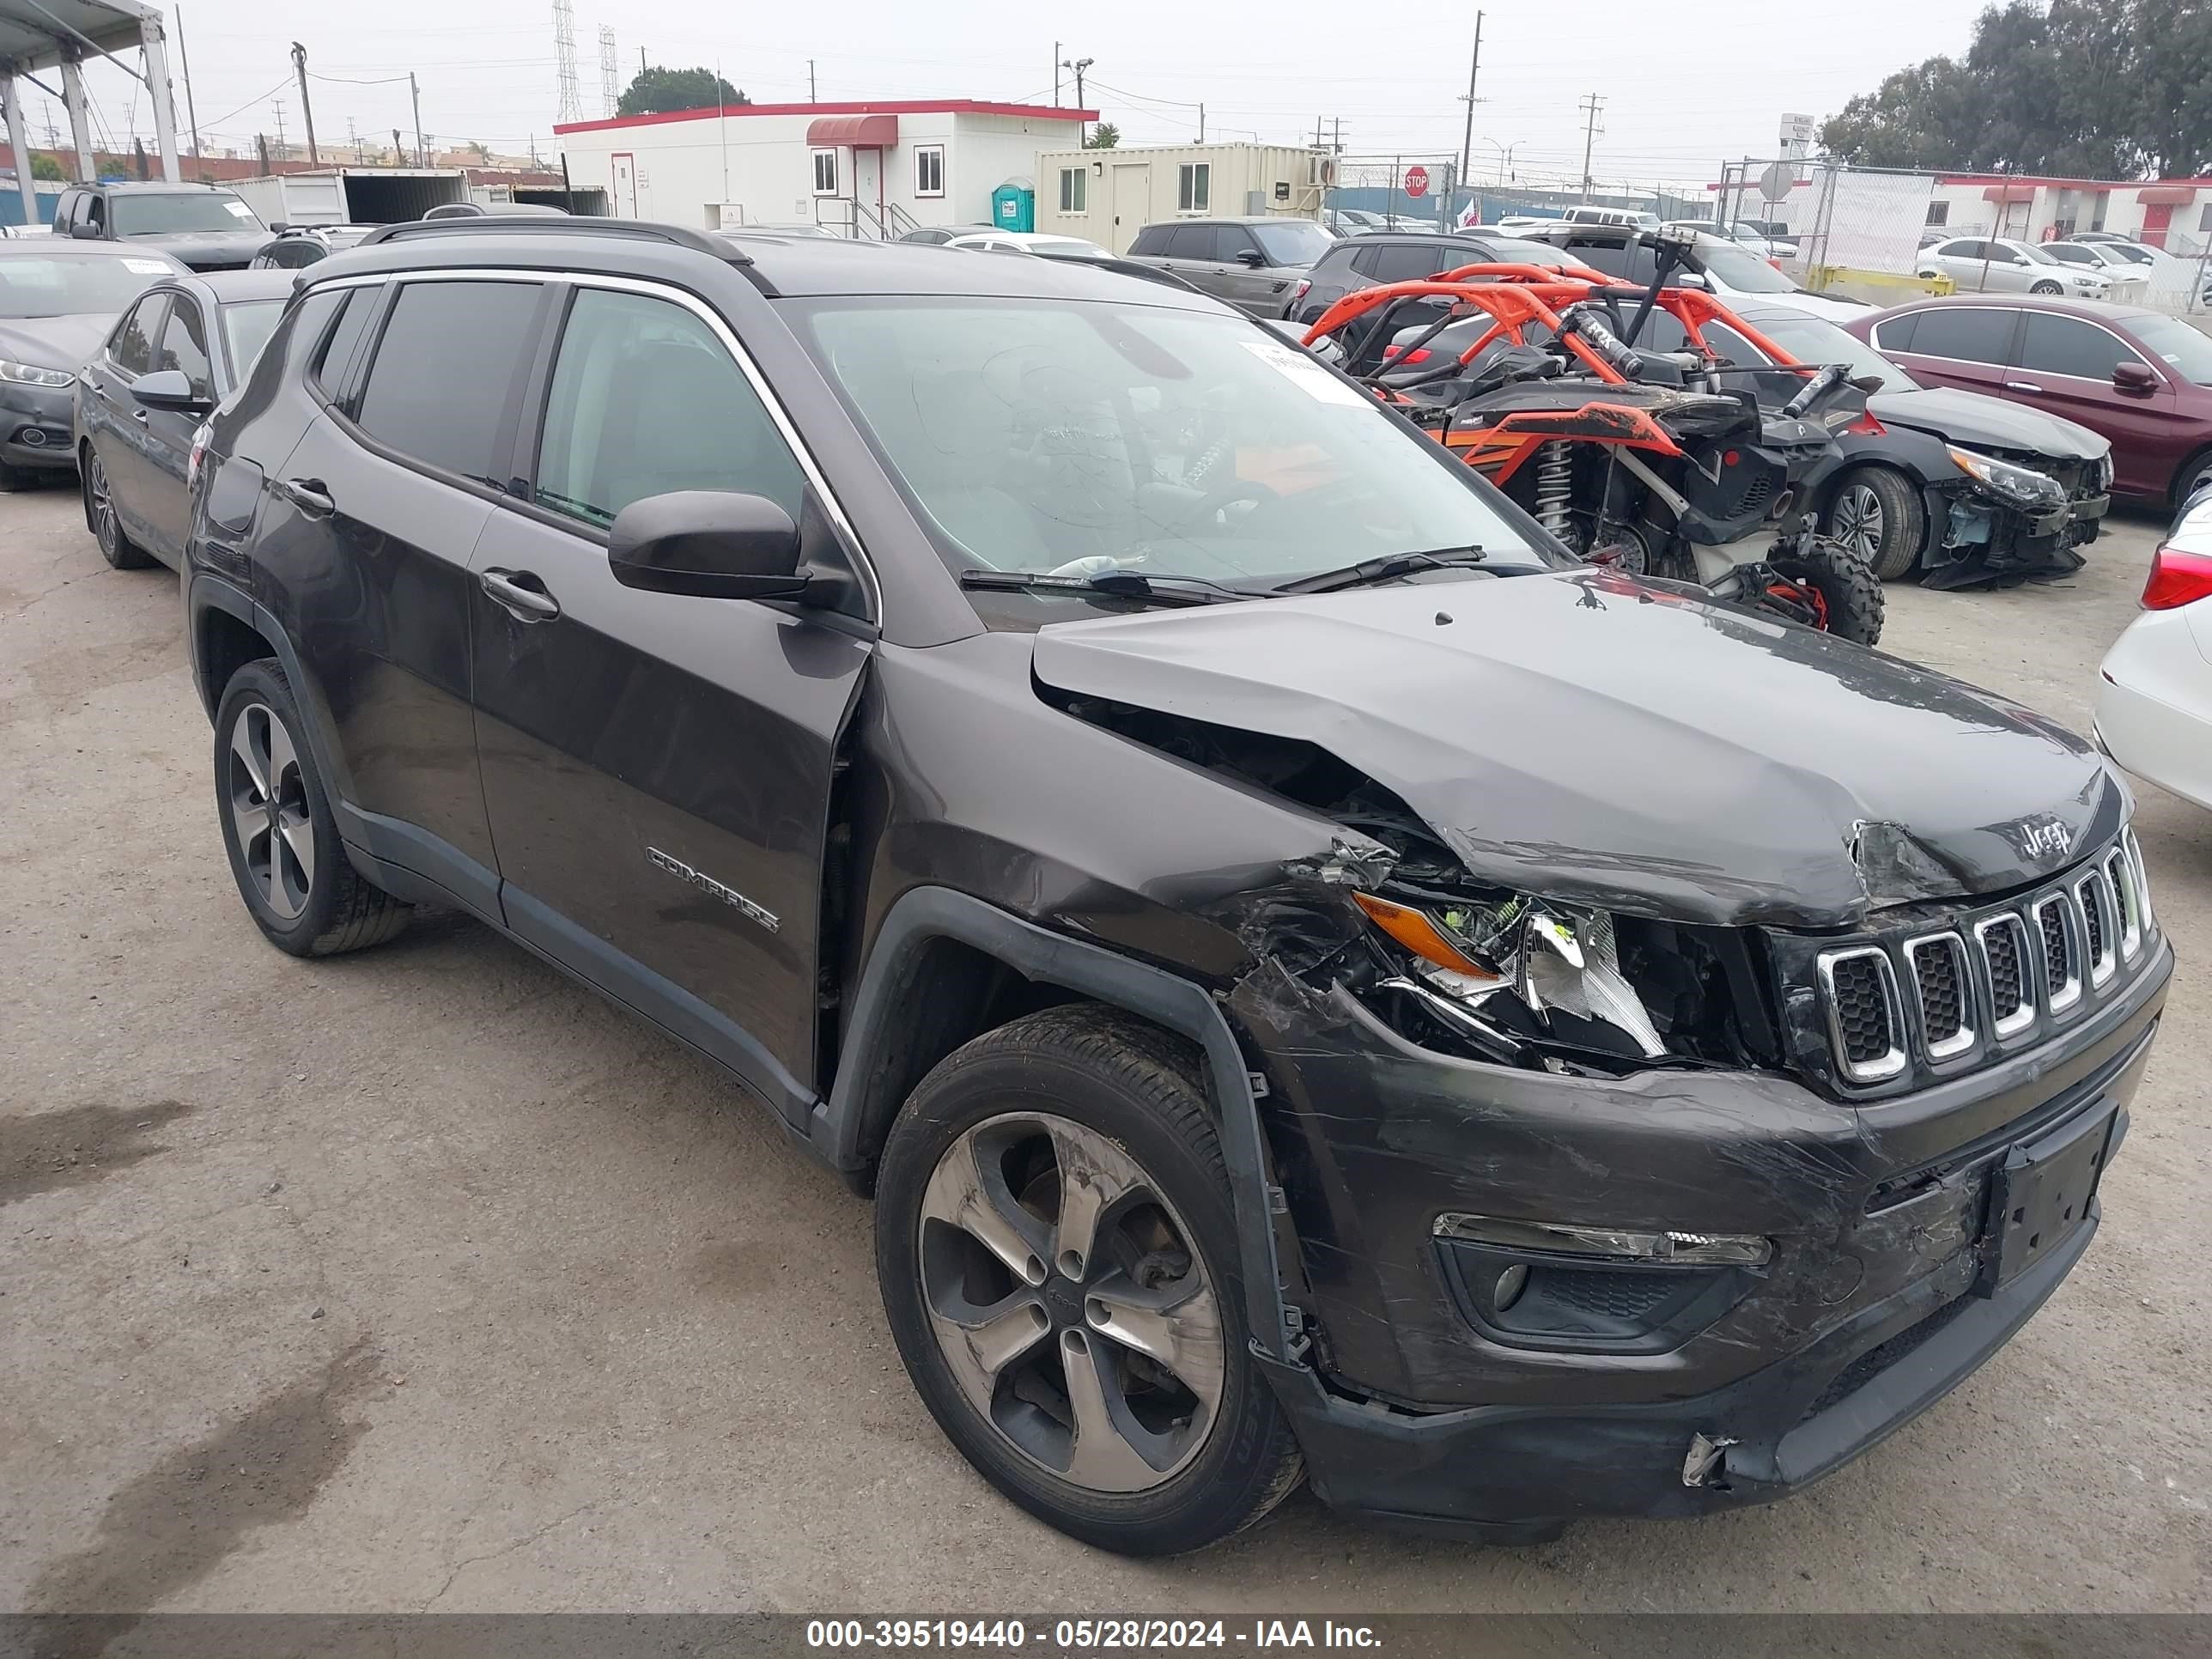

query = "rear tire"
[214,659,411,957]
[1768,535,1887,645]
[1823,467,1923,580]
[875,1004,1304,1556]
[2172,446,2212,509]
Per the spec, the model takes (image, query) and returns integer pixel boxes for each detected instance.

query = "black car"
[75,268,291,570]
[249,224,380,270]
[0,240,189,489]
[183,217,2167,1555]
[1286,229,1594,324]
[52,181,271,272]
[1388,297,2113,585]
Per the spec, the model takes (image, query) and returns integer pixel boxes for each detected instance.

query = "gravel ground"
[2,479,2206,1614]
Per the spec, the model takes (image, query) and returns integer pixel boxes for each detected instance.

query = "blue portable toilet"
[991,180,1035,233]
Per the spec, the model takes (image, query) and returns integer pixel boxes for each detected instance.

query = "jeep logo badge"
[2019,818,2072,862]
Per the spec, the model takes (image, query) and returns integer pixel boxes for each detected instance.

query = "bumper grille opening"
[1981,919,2027,1028]
[1800,1294,1975,1425]
[1907,933,1972,1059]
[1819,948,1905,1081]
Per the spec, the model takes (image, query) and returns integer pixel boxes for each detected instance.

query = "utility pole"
[410,72,425,167]
[1577,93,1604,201]
[271,96,286,161]
[1054,43,1060,105]
[289,42,318,167]
[1456,10,1481,212]
[1198,102,1205,142]
[808,59,817,101]
[1060,55,1091,144]
[174,6,202,158]
[1332,116,1341,154]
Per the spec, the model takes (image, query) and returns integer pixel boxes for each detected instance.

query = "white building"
[552,98,1091,237]
[1031,142,1328,254]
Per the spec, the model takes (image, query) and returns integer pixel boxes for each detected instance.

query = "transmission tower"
[552,0,583,125]
[599,27,619,118]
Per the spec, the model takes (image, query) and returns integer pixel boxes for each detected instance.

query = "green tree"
[617,66,749,118]
[1085,121,1120,149]
[29,153,64,180]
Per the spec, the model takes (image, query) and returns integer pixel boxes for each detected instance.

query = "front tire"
[2031,280,2063,295]
[1768,535,1887,645]
[214,659,411,957]
[875,1005,1304,1555]
[82,445,153,569]
[1823,467,1923,580]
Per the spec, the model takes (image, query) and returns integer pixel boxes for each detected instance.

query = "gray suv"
[1125,216,1335,316]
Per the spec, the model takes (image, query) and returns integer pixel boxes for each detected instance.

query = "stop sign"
[1404,165,1430,198]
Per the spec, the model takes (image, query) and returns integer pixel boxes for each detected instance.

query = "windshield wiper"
[1271,546,1489,594]
[957,568,1246,607]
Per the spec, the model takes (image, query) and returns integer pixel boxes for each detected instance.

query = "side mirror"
[1235,248,1267,267]
[70,219,102,240]
[2113,361,2159,393]
[268,221,289,234]
[1673,270,1710,289]
[131,368,210,413]
[608,491,808,601]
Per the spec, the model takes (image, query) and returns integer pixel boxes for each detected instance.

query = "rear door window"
[1901,306,2017,364]
[1369,242,1445,283]
[355,280,542,484]
[2014,313,2142,380]
[1164,225,1217,260]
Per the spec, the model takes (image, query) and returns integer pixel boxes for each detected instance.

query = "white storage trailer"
[231,169,473,228]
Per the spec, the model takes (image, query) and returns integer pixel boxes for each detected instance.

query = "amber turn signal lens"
[1352,892,1500,980]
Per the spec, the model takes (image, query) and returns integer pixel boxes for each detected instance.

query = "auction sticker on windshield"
[1240,337,1369,407]
[224,200,255,217]
[124,258,173,274]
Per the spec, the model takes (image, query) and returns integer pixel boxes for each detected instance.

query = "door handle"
[131,407,149,423]
[2004,381,2045,393]
[479,568,561,622]
[279,476,335,515]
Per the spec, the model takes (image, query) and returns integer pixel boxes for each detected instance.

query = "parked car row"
[113,216,2164,1562]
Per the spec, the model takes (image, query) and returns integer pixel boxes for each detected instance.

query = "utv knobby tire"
[874,1004,1305,1555]
[215,659,412,957]
[1771,536,1887,646]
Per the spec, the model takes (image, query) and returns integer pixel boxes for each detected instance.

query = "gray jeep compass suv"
[181,218,2169,1554]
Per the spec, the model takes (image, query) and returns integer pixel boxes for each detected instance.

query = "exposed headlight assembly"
[1354,890,1668,1059]
[0,358,74,389]
[1948,445,2067,509]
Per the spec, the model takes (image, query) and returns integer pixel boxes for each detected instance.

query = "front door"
[611,152,638,217]
[854,146,883,234]
[2143,204,2172,250]
[2004,310,2177,498]
[81,292,167,544]
[468,279,869,1116]
[1111,164,1146,253]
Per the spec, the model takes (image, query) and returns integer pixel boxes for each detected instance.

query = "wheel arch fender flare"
[818,884,1297,1363]
[188,574,356,805]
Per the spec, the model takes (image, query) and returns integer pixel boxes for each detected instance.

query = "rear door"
[255,275,550,911]
[467,277,870,1118]
[137,289,218,558]
[1165,224,1235,301]
[2004,310,2176,496]
[1875,303,2021,398]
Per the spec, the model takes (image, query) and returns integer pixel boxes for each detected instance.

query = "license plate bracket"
[1978,1106,2116,1294]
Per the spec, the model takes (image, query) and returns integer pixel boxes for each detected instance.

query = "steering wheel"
[1160,478,1281,534]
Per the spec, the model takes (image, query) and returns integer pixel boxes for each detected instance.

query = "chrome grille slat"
[2106,848,2142,961]
[1973,914,2036,1038]
[2033,892,2082,1014]
[1905,931,1975,1060]
[2076,870,2118,988]
[1816,946,1906,1083]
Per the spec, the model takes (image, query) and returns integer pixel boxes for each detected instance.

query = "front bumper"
[1922,477,2109,590]
[0,380,77,470]
[1232,936,2168,1536]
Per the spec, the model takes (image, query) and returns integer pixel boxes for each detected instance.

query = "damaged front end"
[1923,445,2111,590]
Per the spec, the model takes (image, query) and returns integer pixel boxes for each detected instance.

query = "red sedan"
[1844,295,2212,504]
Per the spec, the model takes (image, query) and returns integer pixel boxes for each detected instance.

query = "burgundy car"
[1844,295,2212,504]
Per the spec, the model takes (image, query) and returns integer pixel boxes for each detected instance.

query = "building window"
[2198,203,2212,234]
[2091,191,2109,232]
[915,145,944,198]
[1177,162,1211,214]
[811,149,838,196]
[1058,167,1086,213]
[1924,200,1949,226]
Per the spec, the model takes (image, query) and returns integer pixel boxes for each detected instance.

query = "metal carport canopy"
[0,0,182,222]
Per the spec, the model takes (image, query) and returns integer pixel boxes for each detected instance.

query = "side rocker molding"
[819,884,1297,1364]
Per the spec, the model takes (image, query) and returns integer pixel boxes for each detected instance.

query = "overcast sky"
[47,0,1988,191]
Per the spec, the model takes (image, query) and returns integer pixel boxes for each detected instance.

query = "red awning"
[2137,184,2198,205]
[1981,184,2037,203]
[807,113,897,147]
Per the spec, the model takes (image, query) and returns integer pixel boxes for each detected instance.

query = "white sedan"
[943,231,1110,259]
[2096,491,2212,810]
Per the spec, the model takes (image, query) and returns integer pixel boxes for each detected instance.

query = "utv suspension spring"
[1534,441,1573,538]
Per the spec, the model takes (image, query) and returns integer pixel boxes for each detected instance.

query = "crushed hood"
[1030,571,2124,929]
[1869,386,2110,462]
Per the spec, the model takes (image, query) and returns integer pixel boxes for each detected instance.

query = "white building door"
[1111,162,1149,254]
[611,152,637,217]
[854,147,883,234]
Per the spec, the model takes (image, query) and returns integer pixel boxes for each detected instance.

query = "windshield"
[1694,242,1796,293]
[0,252,173,319]
[2015,242,2063,265]
[2128,314,2212,386]
[1739,312,1920,390]
[220,299,283,378]
[1249,221,1334,266]
[110,191,262,236]
[799,297,1544,595]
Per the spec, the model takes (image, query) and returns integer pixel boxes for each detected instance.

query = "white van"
[1561,205,1662,231]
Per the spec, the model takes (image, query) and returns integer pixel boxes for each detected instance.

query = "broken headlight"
[1948,446,2067,510]
[1354,890,1668,1060]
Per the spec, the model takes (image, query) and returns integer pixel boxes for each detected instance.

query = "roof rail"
[357,217,750,264]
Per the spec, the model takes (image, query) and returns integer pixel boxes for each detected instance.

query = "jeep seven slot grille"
[1810,839,2154,1089]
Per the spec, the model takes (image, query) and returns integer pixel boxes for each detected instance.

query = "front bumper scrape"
[1257,1148,2111,1542]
